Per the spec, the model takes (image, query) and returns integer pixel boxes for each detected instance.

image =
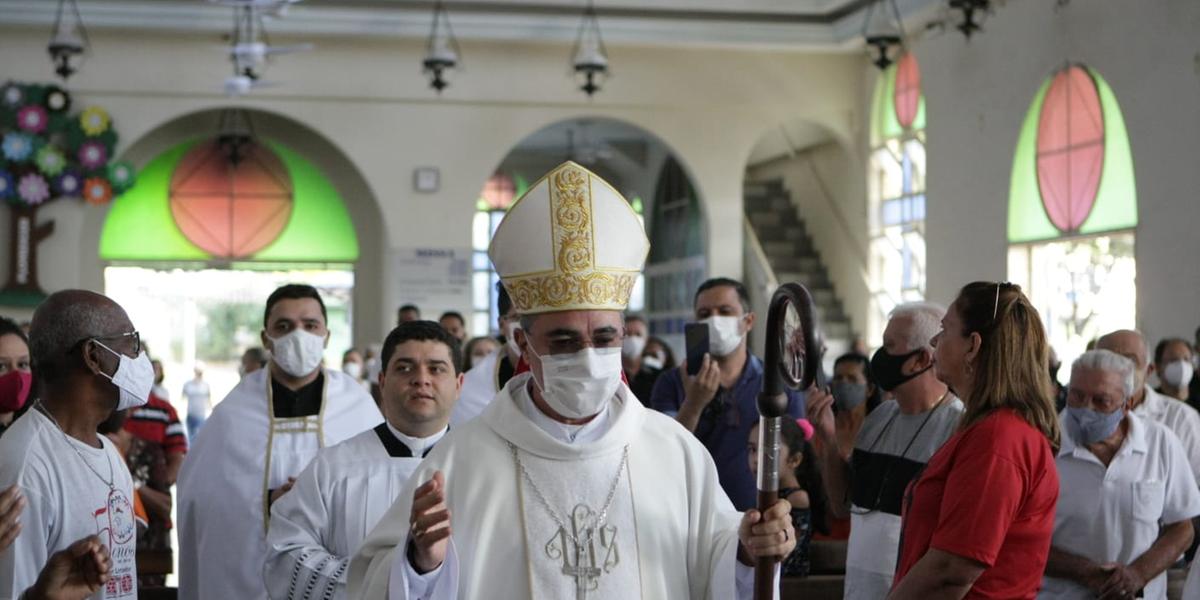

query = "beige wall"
[917,0,1200,346]
[0,27,861,345]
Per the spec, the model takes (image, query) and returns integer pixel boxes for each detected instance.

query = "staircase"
[744,179,855,354]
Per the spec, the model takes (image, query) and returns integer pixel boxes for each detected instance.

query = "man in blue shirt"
[651,277,805,510]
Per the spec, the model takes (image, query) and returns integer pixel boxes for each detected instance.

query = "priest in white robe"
[178,284,383,600]
[263,320,464,599]
[451,282,522,427]
[349,162,795,600]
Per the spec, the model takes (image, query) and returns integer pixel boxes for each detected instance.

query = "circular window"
[169,139,294,258]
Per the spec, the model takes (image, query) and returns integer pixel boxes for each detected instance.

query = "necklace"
[35,401,116,493]
[509,442,629,598]
[851,393,948,515]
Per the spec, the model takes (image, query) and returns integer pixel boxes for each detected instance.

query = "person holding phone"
[650,277,806,511]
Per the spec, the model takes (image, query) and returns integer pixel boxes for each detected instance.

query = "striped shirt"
[125,394,189,455]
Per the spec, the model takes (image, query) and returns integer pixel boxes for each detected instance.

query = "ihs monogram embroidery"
[545,504,619,599]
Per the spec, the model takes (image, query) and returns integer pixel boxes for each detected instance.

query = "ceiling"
[0,0,943,50]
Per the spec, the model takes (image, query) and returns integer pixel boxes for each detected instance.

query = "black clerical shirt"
[272,372,324,418]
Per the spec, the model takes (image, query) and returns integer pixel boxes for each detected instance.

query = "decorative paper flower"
[82,177,113,205]
[17,105,49,134]
[55,169,82,197]
[78,141,108,169]
[107,161,135,191]
[0,170,13,199]
[80,106,111,136]
[43,86,71,113]
[0,83,22,108]
[2,133,34,162]
[17,173,50,205]
[35,146,67,177]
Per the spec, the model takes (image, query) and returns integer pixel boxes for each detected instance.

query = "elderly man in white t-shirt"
[1041,349,1200,600]
[1097,330,1200,482]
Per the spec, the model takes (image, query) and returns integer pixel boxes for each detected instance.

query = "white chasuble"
[349,373,745,600]
[264,425,430,600]
[178,368,382,600]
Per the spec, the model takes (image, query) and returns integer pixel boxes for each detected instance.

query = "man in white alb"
[349,161,795,600]
[450,282,522,426]
[0,289,153,599]
[264,321,462,599]
[177,284,383,600]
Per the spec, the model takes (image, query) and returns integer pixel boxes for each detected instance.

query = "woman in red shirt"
[890,282,1061,600]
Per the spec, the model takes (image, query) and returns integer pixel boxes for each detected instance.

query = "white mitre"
[488,161,649,314]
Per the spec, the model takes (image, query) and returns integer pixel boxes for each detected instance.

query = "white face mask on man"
[270,329,326,378]
[528,345,623,420]
[703,315,746,357]
[1162,359,1195,389]
[94,341,154,411]
[621,335,647,360]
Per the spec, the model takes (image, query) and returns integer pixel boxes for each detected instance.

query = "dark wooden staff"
[755,282,823,600]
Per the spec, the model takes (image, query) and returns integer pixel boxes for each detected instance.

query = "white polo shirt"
[1039,411,1200,600]
[1134,385,1200,483]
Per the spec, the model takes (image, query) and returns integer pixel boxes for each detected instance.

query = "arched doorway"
[469,117,706,351]
[95,107,384,410]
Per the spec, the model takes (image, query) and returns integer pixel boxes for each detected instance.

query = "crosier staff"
[755,283,823,599]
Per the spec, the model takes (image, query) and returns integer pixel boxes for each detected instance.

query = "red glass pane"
[169,140,293,258]
[1036,66,1105,233]
[481,173,515,210]
[893,53,921,129]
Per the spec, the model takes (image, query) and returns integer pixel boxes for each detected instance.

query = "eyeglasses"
[72,331,141,356]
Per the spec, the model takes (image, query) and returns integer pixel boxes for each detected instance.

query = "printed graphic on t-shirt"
[93,489,137,598]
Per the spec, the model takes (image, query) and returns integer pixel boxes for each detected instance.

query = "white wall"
[0,27,862,345]
[917,0,1200,346]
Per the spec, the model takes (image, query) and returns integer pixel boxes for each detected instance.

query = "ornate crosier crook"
[755,283,824,599]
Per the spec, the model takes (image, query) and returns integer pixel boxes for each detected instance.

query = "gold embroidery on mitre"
[497,163,643,313]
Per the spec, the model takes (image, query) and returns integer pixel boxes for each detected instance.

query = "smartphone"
[684,323,710,376]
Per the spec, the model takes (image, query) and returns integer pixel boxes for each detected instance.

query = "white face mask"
[365,357,382,383]
[505,321,523,358]
[642,354,665,371]
[1163,359,1195,389]
[621,335,647,360]
[703,316,745,357]
[94,341,154,411]
[342,362,363,379]
[269,329,326,378]
[529,346,623,420]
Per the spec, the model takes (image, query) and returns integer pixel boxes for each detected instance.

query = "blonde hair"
[954,282,1061,451]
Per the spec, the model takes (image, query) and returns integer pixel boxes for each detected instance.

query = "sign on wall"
[389,247,472,318]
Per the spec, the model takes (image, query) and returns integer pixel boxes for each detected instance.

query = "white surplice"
[449,350,501,427]
[177,368,383,600]
[348,372,749,600]
[263,423,444,600]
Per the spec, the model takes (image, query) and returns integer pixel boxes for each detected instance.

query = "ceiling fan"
[210,1,312,95]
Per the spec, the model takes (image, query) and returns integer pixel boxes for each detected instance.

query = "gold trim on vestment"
[261,370,329,533]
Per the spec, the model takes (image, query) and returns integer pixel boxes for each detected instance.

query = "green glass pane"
[1007,77,1059,243]
[99,141,210,260]
[1078,67,1137,235]
[253,142,359,261]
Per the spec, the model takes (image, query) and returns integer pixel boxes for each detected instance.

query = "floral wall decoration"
[0,80,134,303]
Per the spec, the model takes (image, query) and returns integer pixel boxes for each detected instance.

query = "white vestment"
[349,373,752,600]
[263,424,443,600]
[178,368,383,600]
[450,350,503,427]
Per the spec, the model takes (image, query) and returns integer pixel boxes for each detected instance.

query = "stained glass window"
[100,138,358,263]
[868,52,926,345]
[1007,65,1137,379]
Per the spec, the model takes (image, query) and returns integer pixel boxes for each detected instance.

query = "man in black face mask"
[807,302,965,600]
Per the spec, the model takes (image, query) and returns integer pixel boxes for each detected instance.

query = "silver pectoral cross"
[545,504,618,600]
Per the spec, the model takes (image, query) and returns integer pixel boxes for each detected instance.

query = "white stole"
[178,368,382,600]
